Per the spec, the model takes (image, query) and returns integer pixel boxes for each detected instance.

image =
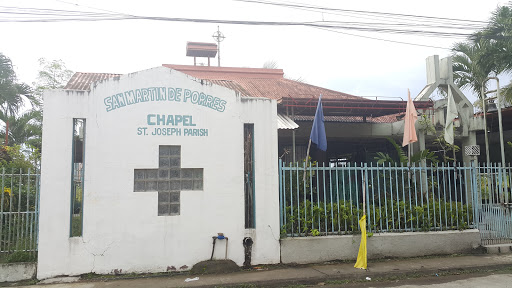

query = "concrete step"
[484,244,512,254]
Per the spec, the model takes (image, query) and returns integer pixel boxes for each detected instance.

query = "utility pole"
[212,26,225,67]
[482,77,506,167]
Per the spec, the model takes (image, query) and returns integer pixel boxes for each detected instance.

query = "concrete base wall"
[281,229,481,264]
[0,262,36,282]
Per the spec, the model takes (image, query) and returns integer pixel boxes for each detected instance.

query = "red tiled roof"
[64,72,121,90]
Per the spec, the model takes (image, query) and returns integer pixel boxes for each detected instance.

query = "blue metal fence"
[475,164,512,245]
[279,160,497,237]
[0,169,40,253]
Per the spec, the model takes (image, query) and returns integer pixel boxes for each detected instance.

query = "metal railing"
[0,169,40,253]
[279,161,482,237]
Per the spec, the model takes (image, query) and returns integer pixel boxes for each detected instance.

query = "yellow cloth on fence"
[354,215,367,269]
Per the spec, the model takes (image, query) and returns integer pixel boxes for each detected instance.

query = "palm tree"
[0,110,42,150]
[471,5,512,103]
[474,6,512,71]
[452,41,495,99]
[0,53,36,145]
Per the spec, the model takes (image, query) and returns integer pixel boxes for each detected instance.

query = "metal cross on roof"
[133,145,203,216]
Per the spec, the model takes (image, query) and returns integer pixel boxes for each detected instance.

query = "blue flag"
[310,95,327,151]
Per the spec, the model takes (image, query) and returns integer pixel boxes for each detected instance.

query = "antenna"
[212,26,225,67]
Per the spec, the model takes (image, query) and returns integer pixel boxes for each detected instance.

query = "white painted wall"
[38,66,280,279]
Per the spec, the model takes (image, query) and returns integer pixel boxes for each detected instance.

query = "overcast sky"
[1,0,509,104]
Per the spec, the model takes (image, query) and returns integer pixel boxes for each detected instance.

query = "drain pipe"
[243,237,253,268]
[211,233,229,260]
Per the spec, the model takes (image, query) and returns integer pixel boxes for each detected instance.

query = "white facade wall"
[38,67,280,279]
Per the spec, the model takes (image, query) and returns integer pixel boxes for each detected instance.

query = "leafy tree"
[418,115,460,163]
[32,58,73,98]
[28,58,73,153]
[0,144,39,172]
[262,60,305,83]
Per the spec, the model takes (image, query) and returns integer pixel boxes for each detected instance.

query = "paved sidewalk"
[21,254,512,287]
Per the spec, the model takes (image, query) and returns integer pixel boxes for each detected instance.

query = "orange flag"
[402,90,418,147]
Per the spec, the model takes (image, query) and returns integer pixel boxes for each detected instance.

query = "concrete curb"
[0,262,36,283]
[281,230,481,264]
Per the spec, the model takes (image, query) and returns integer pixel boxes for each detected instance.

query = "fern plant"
[374,137,438,165]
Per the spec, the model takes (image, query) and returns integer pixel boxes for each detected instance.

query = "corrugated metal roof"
[292,113,405,124]
[163,64,284,79]
[64,66,360,102]
[207,78,358,101]
[164,65,359,101]
[64,72,121,90]
[277,113,299,129]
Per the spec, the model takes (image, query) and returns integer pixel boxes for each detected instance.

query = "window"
[244,124,255,228]
[70,119,85,237]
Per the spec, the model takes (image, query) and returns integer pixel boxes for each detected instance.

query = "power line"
[0,6,477,37]
[235,0,489,25]
[50,1,459,49]
[315,27,451,50]
[2,3,502,47]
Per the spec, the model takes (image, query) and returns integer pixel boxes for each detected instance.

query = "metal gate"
[476,164,512,245]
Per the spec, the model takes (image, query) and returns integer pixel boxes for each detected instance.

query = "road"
[332,272,512,288]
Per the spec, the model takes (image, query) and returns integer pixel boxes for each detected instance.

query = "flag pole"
[362,172,366,216]
[303,139,312,182]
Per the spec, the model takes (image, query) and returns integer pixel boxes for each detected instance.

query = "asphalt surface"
[13,254,512,287]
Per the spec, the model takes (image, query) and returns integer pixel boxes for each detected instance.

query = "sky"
[0,0,510,104]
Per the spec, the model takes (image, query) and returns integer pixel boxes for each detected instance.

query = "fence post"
[363,163,370,232]
[471,161,479,228]
[278,159,283,231]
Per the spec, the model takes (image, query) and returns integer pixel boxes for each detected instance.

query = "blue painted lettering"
[142,88,150,102]
[125,91,136,105]
[135,89,144,103]
[117,93,126,107]
[104,96,113,112]
[218,100,227,112]
[111,95,120,109]
[157,87,167,101]
[191,91,199,104]
[174,115,183,125]
[168,88,176,101]
[157,114,166,125]
[206,95,213,108]
[104,87,227,113]
[176,88,182,101]
[147,114,156,125]
[183,89,192,102]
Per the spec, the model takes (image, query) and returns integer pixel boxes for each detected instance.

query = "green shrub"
[283,198,473,237]
[6,251,36,263]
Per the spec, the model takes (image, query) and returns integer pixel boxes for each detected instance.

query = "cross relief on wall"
[133,145,203,216]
